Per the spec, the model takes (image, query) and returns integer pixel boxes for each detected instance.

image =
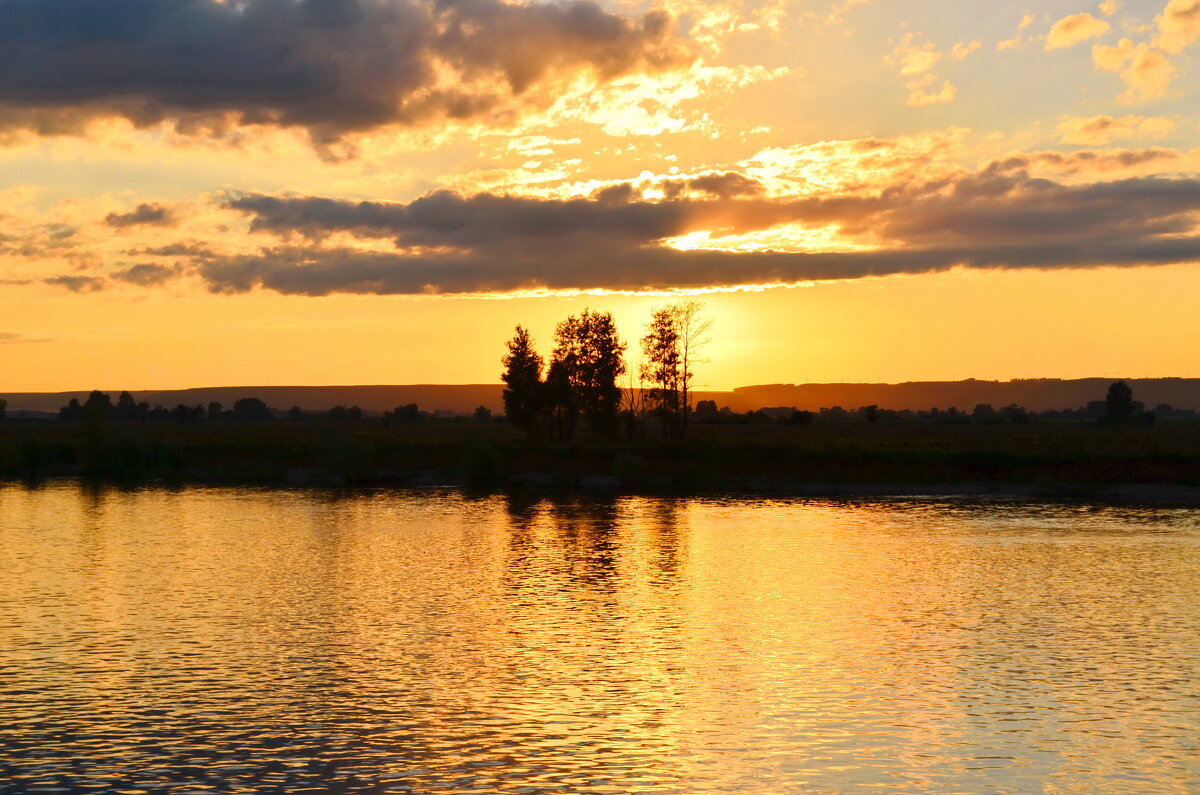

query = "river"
[1,483,1197,792]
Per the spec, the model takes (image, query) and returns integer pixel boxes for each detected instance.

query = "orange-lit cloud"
[1057,114,1175,144]
[1154,0,1200,53]
[951,41,982,59]
[984,147,1183,176]
[1046,13,1111,49]
[905,75,957,108]
[887,33,943,76]
[148,160,1200,296]
[1093,38,1177,102]
[0,0,692,155]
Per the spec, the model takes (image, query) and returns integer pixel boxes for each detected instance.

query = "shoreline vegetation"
[4,407,1200,504]
[3,304,1197,503]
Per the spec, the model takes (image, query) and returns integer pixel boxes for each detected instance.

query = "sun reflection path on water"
[0,484,1198,793]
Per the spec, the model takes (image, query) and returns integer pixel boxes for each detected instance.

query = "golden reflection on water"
[0,484,1198,793]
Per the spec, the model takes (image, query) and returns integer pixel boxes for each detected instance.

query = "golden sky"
[1,0,1198,390]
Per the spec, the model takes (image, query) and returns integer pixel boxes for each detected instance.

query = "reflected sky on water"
[1,483,1198,793]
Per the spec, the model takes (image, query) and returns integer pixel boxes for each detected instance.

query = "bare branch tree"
[675,300,712,439]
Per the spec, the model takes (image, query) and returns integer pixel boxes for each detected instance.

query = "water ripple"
[0,485,1197,793]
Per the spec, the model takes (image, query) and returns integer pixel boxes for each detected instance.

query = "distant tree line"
[58,391,279,424]
[52,390,496,426]
[689,381,1168,426]
[36,379,1177,432]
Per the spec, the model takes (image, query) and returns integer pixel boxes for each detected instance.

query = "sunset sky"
[2,0,1199,391]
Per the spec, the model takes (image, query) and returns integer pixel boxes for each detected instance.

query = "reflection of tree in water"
[550,496,623,590]
[500,492,624,591]
[502,490,543,532]
[500,492,689,593]
[645,498,685,583]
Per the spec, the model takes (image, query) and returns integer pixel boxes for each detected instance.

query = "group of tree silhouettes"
[502,301,711,439]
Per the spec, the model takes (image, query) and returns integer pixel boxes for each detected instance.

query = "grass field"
[4,417,1200,495]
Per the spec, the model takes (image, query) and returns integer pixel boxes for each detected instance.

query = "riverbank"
[5,420,1200,503]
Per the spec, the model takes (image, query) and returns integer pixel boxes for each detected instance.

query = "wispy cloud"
[0,331,51,344]
[1057,114,1175,145]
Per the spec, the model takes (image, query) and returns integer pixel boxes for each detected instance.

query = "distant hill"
[4,378,1199,415]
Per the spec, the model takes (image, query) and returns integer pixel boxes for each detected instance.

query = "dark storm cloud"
[105,203,174,228]
[0,0,690,148]
[185,171,1200,295]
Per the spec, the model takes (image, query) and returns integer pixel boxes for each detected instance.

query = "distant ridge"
[725,378,1200,413]
[0,385,505,415]
[4,378,1200,415]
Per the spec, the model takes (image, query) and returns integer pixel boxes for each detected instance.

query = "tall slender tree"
[501,325,544,435]
[640,300,711,438]
[675,300,713,439]
[641,307,681,436]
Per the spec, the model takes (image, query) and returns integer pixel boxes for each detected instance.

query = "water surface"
[1,484,1198,792]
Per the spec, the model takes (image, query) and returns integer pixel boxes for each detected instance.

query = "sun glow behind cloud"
[2,0,1200,389]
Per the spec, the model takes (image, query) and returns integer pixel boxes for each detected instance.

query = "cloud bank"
[184,167,1200,295]
[0,0,690,151]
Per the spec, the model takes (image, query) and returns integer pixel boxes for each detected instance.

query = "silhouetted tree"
[640,301,712,438]
[473,405,492,422]
[82,390,113,424]
[674,300,712,438]
[501,325,543,435]
[641,307,680,436]
[542,358,574,439]
[549,310,625,438]
[288,405,304,422]
[1000,404,1030,424]
[59,398,82,421]
[1105,380,1137,423]
[388,403,423,423]
[232,397,273,422]
[207,401,223,421]
[973,403,997,423]
[117,390,139,421]
[694,399,719,423]
[0,398,6,422]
